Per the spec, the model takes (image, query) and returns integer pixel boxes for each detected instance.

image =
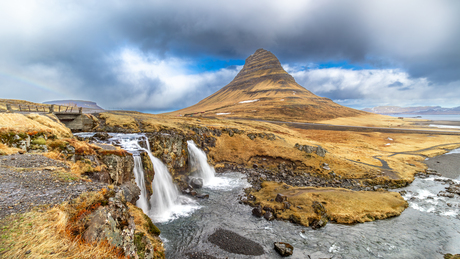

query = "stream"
[76,132,460,259]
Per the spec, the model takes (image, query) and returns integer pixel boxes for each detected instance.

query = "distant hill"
[363,106,460,115]
[43,100,104,110]
[169,49,366,122]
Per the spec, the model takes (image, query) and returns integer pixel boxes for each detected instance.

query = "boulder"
[252,205,264,217]
[117,180,141,204]
[275,193,287,203]
[190,177,204,189]
[196,194,209,199]
[316,146,327,157]
[93,132,110,141]
[274,242,294,257]
[264,211,275,221]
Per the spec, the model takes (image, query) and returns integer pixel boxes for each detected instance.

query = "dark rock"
[247,133,256,140]
[264,211,275,221]
[117,180,141,204]
[208,228,264,256]
[311,201,328,229]
[196,194,209,199]
[274,242,294,257]
[275,193,287,203]
[253,163,258,169]
[93,132,110,141]
[190,177,204,189]
[311,217,328,230]
[252,206,264,217]
[283,201,291,209]
[263,205,274,212]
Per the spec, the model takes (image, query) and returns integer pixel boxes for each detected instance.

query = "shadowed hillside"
[170,49,366,122]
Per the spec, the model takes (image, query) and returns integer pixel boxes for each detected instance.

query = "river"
[76,133,460,258]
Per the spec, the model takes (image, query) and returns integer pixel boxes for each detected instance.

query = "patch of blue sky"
[315,60,375,70]
[187,58,245,74]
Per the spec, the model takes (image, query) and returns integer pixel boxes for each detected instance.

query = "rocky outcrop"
[100,154,134,185]
[66,182,164,258]
[144,127,218,179]
[146,131,188,177]
[294,143,327,157]
[0,131,53,153]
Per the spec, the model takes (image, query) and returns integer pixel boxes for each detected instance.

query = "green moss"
[48,140,68,150]
[31,137,46,145]
[134,232,146,259]
[143,214,161,236]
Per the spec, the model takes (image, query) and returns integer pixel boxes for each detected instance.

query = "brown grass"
[0,113,72,138]
[250,181,408,226]
[0,207,126,259]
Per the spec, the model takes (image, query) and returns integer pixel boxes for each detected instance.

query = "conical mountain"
[171,49,366,121]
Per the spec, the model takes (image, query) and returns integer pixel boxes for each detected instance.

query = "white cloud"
[107,48,240,110]
[285,65,460,109]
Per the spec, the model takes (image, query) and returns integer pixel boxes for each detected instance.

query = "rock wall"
[144,127,219,179]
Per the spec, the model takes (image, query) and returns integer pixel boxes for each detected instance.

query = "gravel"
[0,153,111,219]
[425,153,460,179]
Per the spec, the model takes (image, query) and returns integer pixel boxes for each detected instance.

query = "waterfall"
[91,133,198,222]
[187,140,216,185]
[133,155,150,212]
[140,138,182,219]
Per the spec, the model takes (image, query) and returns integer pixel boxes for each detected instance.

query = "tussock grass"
[0,207,126,259]
[0,113,72,138]
[0,143,22,155]
[251,181,408,226]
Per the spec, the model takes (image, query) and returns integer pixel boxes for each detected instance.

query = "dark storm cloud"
[0,0,459,110]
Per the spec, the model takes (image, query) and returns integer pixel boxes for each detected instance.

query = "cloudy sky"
[0,0,459,112]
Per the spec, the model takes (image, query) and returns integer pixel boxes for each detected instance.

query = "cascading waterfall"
[104,133,198,222]
[140,139,183,220]
[187,140,216,185]
[132,155,150,213]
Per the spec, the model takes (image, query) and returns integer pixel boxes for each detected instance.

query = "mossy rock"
[134,232,146,259]
[143,214,161,236]
[31,137,46,145]
[48,140,69,150]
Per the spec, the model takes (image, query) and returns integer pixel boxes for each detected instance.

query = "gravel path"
[0,154,111,219]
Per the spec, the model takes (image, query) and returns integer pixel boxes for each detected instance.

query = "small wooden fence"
[1,103,82,114]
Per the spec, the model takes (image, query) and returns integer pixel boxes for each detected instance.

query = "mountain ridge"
[169,49,366,122]
[363,106,460,115]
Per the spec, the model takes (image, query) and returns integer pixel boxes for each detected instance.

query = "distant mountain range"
[363,106,460,115]
[43,100,104,110]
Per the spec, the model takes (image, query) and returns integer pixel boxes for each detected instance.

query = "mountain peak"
[228,49,295,90]
[170,49,366,121]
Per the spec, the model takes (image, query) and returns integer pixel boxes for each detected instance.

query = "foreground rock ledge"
[248,182,408,227]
